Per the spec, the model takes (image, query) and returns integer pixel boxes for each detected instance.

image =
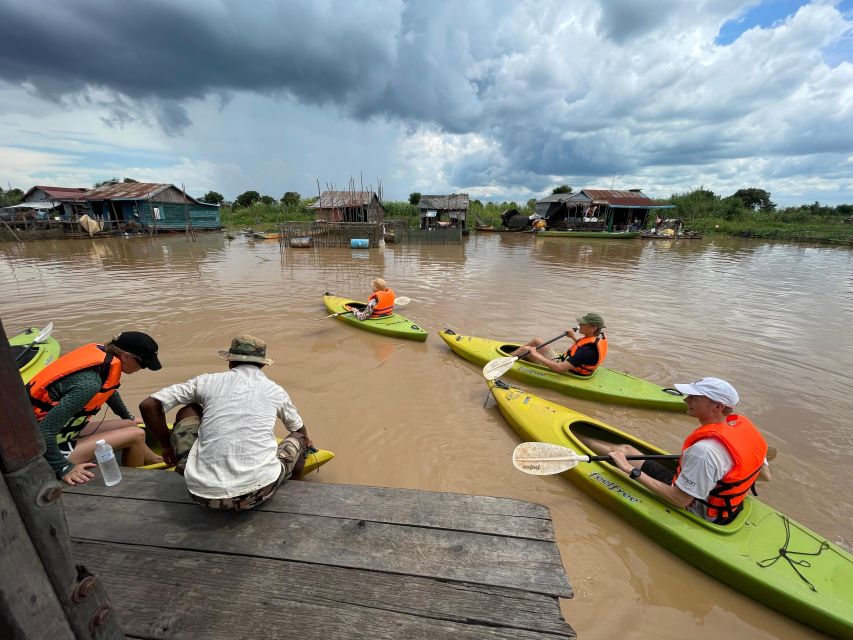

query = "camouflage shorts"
[189,433,306,512]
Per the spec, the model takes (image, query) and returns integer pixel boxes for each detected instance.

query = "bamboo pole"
[0,318,124,638]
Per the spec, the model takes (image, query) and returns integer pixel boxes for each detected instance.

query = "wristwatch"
[629,467,642,479]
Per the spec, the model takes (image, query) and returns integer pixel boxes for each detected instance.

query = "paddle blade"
[395,296,411,305]
[483,356,518,380]
[35,322,53,342]
[512,442,588,475]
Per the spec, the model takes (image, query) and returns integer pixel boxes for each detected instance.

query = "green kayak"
[438,329,684,411]
[488,378,853,638]
[323,293,428,342]
[10,325,61,383]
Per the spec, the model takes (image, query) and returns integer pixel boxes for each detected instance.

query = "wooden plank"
[64,493,571,598]
[67,469,556,541]
[73,541,575,639]
[0,472,75,639]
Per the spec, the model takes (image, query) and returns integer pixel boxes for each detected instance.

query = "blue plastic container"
[350,238,369,249]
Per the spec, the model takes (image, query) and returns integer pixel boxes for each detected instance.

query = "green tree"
[408,192,422,206]
[202,191,224,205]
[0,187,24,206]
[552,184,572,194]
[94,178,120,188]
[280,192,301,207]
[259,195,276,205]
[122,177,139,183]
[526,198,537,211]
[235,190,261,208]
[730,188,775,212]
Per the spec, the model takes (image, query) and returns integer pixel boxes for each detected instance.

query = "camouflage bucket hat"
[576,312,605,328]
[217,335,273,365]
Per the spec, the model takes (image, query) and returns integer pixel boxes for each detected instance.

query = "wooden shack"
[310,191,384,223]
[417,194,469,230]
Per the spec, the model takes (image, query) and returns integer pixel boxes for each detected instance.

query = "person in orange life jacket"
[509,312,607,376]
[349,278,395,321]
[27,331,164,486]
[599,377,771,524]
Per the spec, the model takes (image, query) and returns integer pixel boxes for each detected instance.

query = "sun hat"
[218,335,273,365]
[576,312,605,328]
[674,377,739,407]
[114,331,162,370]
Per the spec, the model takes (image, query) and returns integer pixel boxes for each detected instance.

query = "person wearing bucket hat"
[140,334,312,512]
[590,377,771,525]
[26,331,164,485]
[509,312,608,376]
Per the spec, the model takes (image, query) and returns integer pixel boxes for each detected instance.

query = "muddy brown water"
[2,232,851,639]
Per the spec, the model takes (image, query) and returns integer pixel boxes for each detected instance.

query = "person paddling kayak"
[348,278,395,320]
[596,377,771,524]
[26,331,164,485]
[508,312,607,376]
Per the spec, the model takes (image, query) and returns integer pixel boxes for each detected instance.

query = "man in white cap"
[139,335,311,511]
[602,377,769,524]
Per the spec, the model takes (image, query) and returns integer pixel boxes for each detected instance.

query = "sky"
[1,0,852,206]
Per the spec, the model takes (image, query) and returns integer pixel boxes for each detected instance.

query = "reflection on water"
[2,232,850,640]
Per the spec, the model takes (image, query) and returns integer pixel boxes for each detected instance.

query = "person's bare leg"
[509,337,545,358]
[69,427,158,467]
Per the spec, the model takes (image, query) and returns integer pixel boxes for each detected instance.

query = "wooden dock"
[65,469,575,639]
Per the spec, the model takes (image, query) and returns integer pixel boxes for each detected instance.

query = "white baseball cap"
[674,377,739,408]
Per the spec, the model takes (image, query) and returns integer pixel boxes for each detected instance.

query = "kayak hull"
[324,294,428,341]
[488,379,853,639]
[10,327,61,383]
[438,329,684,411]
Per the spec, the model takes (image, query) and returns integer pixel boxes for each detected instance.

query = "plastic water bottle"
[94,439,122,486]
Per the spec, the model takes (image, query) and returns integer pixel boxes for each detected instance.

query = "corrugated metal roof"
[310,191,377,208]
[417,194,469,210]
[535,193,575,204]
[85,182,177,200]
[579,189,664,206]
[24,186,89,201]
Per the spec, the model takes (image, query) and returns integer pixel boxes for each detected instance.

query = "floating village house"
[417,194,469,230]
[536,189,674,231]
[5,183,220,234]
[84,182,220,232]
[309,191,384,223]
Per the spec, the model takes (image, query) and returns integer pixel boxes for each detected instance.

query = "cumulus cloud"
[0,0,851,203]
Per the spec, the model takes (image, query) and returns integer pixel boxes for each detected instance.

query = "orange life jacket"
[561,333,608,376]
[676,415,767,524]
[26,343,123,442]
[368,287,395,318]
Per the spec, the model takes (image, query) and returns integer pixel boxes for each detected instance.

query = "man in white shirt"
[139,335,310,511]
[601,377,770,524]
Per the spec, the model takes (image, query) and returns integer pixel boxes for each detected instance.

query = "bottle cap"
[96,439,106,445]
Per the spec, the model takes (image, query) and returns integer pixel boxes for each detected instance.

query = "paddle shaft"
[14,325,52,364]
[522,454,681,463]
[514,330,571,360]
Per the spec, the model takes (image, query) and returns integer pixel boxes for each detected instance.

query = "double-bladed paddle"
[512,441,680,475]
[14,322,54,365]
[323,296,411,319]
[482,330,573,380]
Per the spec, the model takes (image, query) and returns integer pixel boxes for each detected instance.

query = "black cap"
[114,331,162,371]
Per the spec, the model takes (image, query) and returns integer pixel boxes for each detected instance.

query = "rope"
[756,514,830,592]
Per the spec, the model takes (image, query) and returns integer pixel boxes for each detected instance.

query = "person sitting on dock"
[349,277,396,321]
[26,331,164,486]
[601,377,770,524]
[509,312,608,376]
[139,335,311,512]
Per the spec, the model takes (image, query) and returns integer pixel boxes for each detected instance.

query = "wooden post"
[0,318,124,638]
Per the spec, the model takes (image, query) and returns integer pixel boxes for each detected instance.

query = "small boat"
[139,425,335,479]
[488,378,853,639]
[536,230,639,239]
[438,329,684,411]
[323,293,428,341]
[9,325,60,383]
[640,230,703,240]
[474,225,525,233]
[252,231,284,240]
